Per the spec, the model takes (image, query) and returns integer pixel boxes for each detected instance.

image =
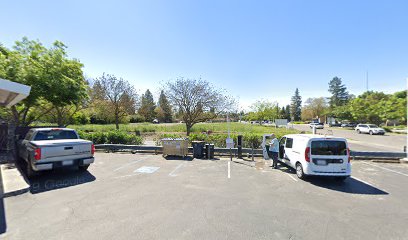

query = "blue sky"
[1,0,407,110]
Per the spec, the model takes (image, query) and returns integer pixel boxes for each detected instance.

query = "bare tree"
[93,73,137,129]
[165,77,236,135]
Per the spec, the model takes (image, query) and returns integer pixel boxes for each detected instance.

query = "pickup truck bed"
[18,128,95,177]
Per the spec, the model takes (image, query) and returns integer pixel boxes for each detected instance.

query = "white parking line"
[285,172,298,182]
[113,173,141,179]
[228,161,231,178]
[113,159,143,172]
[351,176,374,186]
[362,162,408,177]
[169,163,185,177]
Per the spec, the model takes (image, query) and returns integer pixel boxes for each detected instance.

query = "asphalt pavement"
[2,153,408,240]
[291,124,407,152]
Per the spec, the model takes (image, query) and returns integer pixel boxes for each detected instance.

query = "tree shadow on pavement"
[306,177,388,195]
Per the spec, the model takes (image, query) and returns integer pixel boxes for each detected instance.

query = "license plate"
[62,160,74,166]
[317,160,326,165]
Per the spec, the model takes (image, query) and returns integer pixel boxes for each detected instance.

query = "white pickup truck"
[18,128,95,177]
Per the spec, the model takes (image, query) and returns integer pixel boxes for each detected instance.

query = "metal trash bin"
[205,144,215,159]
[192,141,205,159]
[162,138,189,158]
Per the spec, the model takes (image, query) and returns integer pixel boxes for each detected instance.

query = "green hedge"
[158,133,266,148]
[78,130,143,145]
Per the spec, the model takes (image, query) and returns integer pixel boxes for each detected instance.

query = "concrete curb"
[0,163,30,198]
[371,159,401,164]
[400,158,408,164]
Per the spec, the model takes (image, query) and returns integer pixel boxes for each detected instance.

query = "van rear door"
[310,140,349,174]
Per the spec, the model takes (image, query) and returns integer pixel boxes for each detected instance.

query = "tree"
[290,88,302,121]
[165,77,235,135]
[348,91,407,125]
[250,100,279,121]
[0,37,88,126]
[93,73,137,129]
[301,97,328,121]
[156,90,173,123]
[285,105,291,121]
[328,76,349,108]
[138,89,156,122]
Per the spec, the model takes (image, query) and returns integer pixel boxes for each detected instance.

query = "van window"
[311,141,347,156]
[285,138,293,148]
[279,137,286,146]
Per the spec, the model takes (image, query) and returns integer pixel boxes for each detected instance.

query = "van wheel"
[296,163,305,179]
[357,130,361,134]
[369,131,373,135]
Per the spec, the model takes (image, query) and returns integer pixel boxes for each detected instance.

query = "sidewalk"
[0,163,30,198]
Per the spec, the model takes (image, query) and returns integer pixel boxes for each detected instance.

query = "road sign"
[226,138,234,149]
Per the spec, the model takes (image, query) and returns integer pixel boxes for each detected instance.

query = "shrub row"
[78,130,143,145]
[158,133,273,148]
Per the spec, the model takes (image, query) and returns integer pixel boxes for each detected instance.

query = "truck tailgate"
[31,139,93,162]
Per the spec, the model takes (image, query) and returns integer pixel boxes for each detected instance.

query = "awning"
[0,78,31,107]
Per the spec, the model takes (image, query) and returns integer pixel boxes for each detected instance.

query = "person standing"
[269,134,279,169]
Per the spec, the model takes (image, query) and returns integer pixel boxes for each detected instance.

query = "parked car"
[309,122,324,129]
[152,119,159,124]
[18,128,95,178]
[341,122,357,128]
[278,134,351,181]
[355,124,385,135]
[329,122,341,127]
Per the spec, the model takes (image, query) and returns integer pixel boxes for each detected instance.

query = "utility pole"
[366,71,369,92]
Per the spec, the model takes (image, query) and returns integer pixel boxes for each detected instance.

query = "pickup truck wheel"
[79,164,90,171]
[26,161,39,178]
[357,130,361,134]
[296,163,306,180]
[369,130,373,135]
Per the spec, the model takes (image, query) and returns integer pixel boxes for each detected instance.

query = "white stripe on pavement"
[362,162,408,177]
[113,159,143,172]
[169,163,185,177]
[228,161,231,179]
[351,176,374,186]
[286,172,298,182]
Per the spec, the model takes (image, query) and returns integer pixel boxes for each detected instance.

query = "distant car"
[309,122,324,129]
[355,124,385,135]
[341,122,357,128]
[329,122,341,127]
[152,119,159,124]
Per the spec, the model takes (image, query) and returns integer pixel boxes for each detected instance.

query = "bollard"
[404,146,406,153]
[237,135,243,159]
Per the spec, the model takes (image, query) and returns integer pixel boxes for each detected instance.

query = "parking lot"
[2,153,408,240]
[292,124,407,152]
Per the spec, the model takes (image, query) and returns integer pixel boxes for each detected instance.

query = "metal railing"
[95,144,406,159]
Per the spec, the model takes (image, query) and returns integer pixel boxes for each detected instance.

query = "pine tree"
[290,88,302,121]
[157,90,173,123]
[138,89,156,122]
[328,76,349,108]
[285,105,291,121]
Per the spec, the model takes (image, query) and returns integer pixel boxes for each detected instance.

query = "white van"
[278,134,351,181]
